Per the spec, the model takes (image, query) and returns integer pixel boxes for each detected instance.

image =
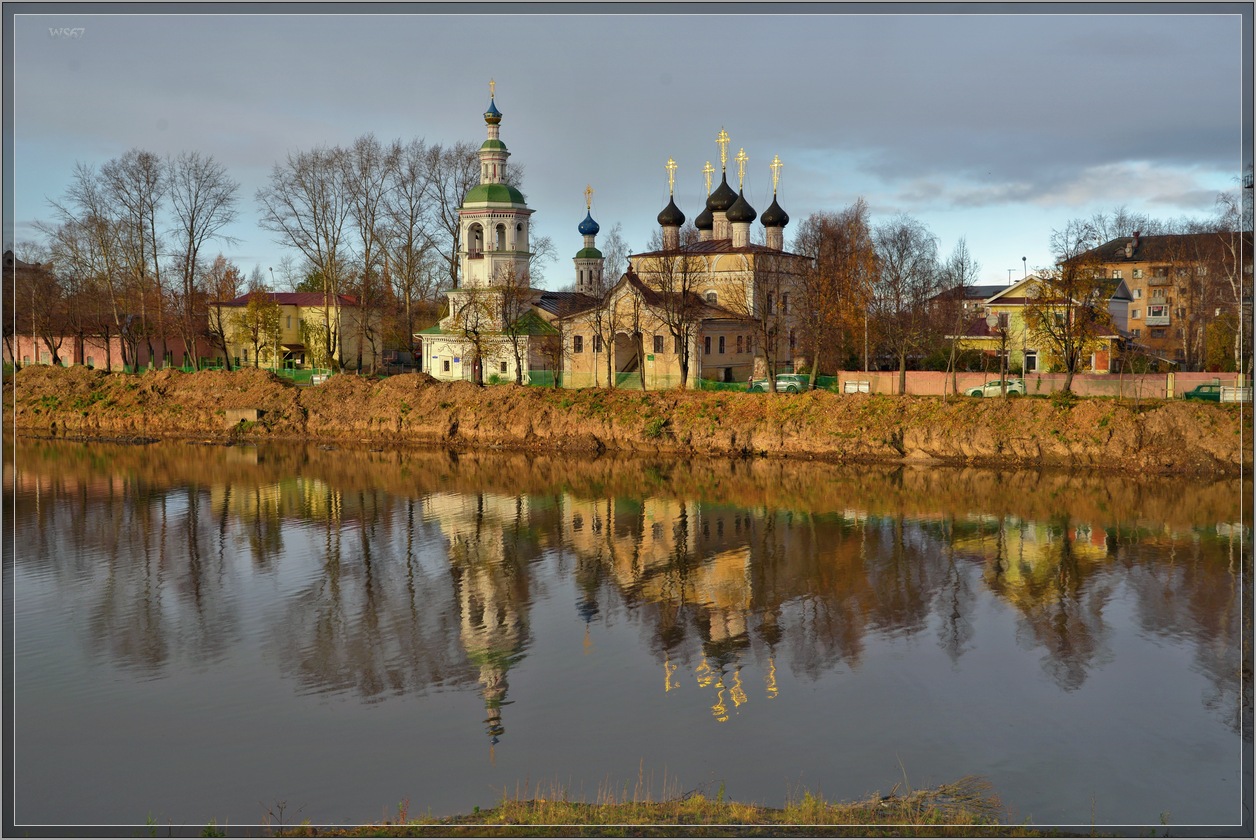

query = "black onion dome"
[695,205,714,230]
[657,196,685,227]
[707,173,738,212]
[761,196,789,228]
[726,190,757,223]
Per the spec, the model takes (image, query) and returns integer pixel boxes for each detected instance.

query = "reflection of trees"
[978,515,1114,691]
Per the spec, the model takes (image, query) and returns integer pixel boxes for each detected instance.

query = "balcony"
[1144,309,1171,326]
[1146,274,1172,286]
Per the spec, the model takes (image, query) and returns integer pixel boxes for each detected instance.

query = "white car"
[966,378,1025,397]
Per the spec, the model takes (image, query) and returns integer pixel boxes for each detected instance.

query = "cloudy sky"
[6,5,1251,287]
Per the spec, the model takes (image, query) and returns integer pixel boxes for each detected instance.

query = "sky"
[5,4,1252,289]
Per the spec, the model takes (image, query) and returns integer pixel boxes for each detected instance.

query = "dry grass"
[277,775,1064,837]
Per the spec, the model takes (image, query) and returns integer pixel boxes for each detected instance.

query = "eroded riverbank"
[7,365,1251,475]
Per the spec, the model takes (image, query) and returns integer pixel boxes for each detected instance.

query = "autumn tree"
[205,255,244,369]
[793,200,878,386]
[1026,219,1116,393]
[871,215,942,394]
[231,291,282,369]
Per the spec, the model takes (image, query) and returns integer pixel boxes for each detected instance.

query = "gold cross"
[716,128,730,170]
[770,154,782,194]
[665,157,677,195]
[703,161,714,195]
[584,184,594,210]
[735,148,748,189]
[489,79,495,99]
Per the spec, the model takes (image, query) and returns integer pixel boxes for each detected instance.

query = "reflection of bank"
[425,492,534,751]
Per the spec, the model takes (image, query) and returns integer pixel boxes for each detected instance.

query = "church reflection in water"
[9,439,1250,748]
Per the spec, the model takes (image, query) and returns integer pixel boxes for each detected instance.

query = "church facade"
[420,89,812,390]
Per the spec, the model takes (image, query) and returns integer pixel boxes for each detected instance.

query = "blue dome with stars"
[578,211,600,236]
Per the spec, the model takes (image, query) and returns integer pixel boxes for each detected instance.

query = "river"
[5,438,1251,831]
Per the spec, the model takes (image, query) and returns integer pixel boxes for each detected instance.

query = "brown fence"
[833,370,1249,398]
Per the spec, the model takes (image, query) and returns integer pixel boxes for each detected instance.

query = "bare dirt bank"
[7,366,1251,475]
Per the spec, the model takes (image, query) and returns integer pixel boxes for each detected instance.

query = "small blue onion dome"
[695,205,714,231]
[657,196,685,227]
[726,190,757,223]
[578,211,600,236]
[484,99,502,125]
[761,196,789,228]
[707,173,738,213]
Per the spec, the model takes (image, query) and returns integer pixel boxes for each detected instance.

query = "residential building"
[213,291,381,372]
[1070,231,1253,370]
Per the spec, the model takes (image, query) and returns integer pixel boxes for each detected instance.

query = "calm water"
[6,438,1251,831]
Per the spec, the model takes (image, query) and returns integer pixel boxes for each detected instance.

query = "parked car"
[749,373,812,393]
[965,378,1025,397]
[1183,383,1222,402]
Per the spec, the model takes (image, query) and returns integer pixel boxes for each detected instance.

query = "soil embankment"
[7,366,1251,475]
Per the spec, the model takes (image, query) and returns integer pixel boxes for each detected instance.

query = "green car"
[749,373,812,393]
[1183,383,1222,402]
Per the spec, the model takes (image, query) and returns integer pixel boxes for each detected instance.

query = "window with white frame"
[1131,309,1140,319]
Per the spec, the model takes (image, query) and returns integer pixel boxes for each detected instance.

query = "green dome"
[480,138,508,151]
[575,247,603,259]
[463,183,527,205]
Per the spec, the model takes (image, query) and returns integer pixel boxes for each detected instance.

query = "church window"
[766,293,775,315]
[573,335,584,353]
[469,224,484,256]
[782,293,789,315]
[718,335,725,354]
[654,335,664,353]
[442,360,451,372]
[500,361,508,374]
[704,336,711,355]
[736,335,743,354]
[495,224,506,250]
[673,336,682,354]
[705,291,718,304]
[789,329,796,352]
[593,334,602,352]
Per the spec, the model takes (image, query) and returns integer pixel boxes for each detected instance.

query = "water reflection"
[7,438,1251,748]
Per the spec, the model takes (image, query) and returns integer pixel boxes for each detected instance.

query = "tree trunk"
[898,352,908,395]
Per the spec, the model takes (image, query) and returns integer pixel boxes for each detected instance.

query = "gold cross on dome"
[703,161,714,195]
[584,184,594,210]
[665,157,677,195]
[735,148,748,189]
[770,155,782,194]
[489,79,495,99]
[716,128,730,170]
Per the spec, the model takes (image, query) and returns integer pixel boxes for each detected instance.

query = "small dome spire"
[657,196,685,227]
[695,205,714,231]
[484,99,502,125]
[707,173,738,213]
[578,211,600,236]
[726,190,757,223]
[761,196,789,228]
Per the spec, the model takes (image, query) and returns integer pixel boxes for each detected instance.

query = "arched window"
[705,291,718,304]
[495,224,506,250]
[469,224,483,256]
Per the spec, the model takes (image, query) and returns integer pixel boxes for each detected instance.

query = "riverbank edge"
[7,366,1251,476]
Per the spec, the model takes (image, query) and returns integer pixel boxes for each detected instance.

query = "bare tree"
[940,238,981,396]
[871,215,942,394]
[641,224,705,389]
[257,145,351,369]
[425,141,481,289]
[167,151,239,369]
[103,149,168,367]
[341,134,397,373]
[382,138,438,355]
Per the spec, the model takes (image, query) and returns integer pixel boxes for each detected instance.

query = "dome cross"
[703,161,714,196]
[584,184,594,210]
[770,155,783,194]
[716,128,730,171]
[665,157,677,196]
[735,148,748,189]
